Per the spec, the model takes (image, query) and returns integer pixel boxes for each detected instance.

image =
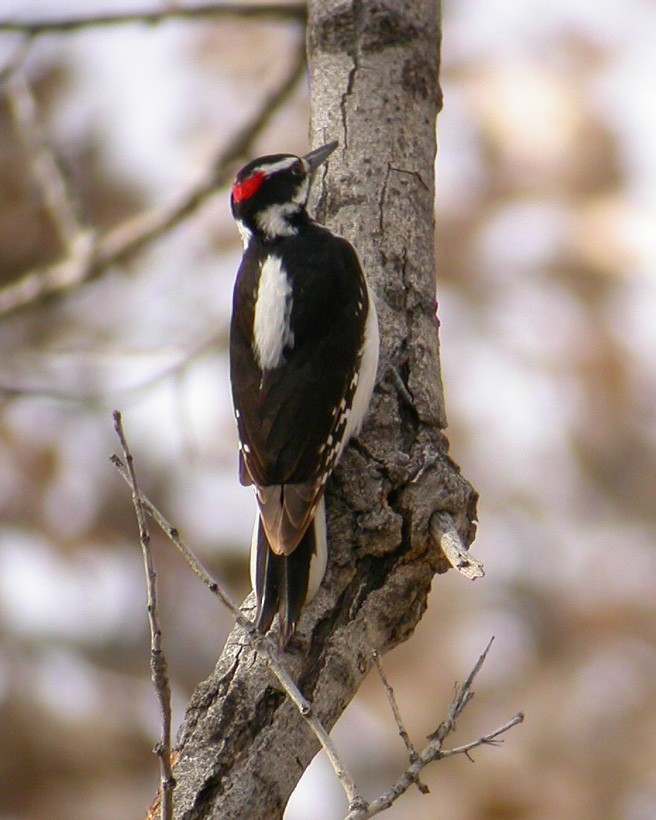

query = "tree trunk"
[170,2,477,816]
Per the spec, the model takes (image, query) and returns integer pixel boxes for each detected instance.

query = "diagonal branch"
[0,34,32,84]
[5,63,94,259]
[344,713,525,820]
[0,38,306,318]
[428,637,496,746]
[110,443,365,814]
[437,714,526,761]
[0,3,307,35]
[372,650,429,795]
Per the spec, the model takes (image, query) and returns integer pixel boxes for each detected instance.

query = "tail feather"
[252,520,280,635]
[250,496,327,648]
[278,527,313,648]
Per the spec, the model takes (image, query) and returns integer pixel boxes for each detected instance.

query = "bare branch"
[113,445,516,820]
[0,3,307,35]
[437,713,525,761]
[344,639,523,820]
[428,637,495,745]
[110,445,365,813]
[112,411,174,820]
[0,35,32,83]
[0,38,306,318]
[372,650,429,795]
[5,67,91,255]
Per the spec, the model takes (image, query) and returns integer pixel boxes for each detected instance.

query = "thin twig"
[0,38,307,318]
[437,713,525,761]
[372,650,429,795]
[0,3,307,34]
[343,639,524,820]
[112,412,174,820]
[388,366,414,407]
[344,713,525,819]
[111,445,365,813]
[427,637,495,745]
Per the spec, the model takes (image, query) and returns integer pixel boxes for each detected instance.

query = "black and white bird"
[229,140,379,648]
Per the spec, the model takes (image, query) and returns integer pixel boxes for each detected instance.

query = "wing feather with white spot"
[230,228,371,557]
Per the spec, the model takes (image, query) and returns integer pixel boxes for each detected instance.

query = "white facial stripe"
[256,202,300,238]
[252,156,298,176]
[253,255,295,370]
[292,176,310,206]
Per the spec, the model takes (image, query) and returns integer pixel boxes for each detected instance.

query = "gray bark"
[170,2,477,817]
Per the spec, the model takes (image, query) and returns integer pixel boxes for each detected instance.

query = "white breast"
[253,255,295,370]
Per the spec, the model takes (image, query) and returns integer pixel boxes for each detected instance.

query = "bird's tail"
[250,496,327,648]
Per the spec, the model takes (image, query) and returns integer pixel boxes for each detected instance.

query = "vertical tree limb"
[169,2,478,817]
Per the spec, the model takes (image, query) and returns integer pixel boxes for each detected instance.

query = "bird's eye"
[291,161,304,177]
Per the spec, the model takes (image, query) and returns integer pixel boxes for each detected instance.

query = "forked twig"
[5,68,90,254]
[344,640,524,819]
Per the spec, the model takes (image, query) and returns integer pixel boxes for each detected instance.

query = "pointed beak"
[303,140,338,173]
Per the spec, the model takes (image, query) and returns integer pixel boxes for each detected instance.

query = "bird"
[229,140,379,648]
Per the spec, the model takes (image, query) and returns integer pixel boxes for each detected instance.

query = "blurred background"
[0,1,654,818]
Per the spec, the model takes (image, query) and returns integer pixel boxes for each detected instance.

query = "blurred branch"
[345,640,524,820]
[95,38,305,264]
[0,38,307,318]
[110,445,365,814]
[0,333,226,406]
[0,3,307,34]
[112,411,174,820]
[372,650,429,795]
[0,34,32,83]
[5,64,94,257]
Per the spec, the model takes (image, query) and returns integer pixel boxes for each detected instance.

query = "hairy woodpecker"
[229,140,379,648]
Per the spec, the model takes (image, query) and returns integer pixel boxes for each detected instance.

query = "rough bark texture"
[170,2,477,817]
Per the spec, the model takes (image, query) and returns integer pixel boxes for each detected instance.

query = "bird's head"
[231,140,338,243]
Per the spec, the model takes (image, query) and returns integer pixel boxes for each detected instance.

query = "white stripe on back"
[253,255,294,370]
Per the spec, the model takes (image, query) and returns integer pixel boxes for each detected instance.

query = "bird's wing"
[230,232,368,555]
[255,482,319,556]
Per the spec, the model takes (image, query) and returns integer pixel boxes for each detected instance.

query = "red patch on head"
[232,172,265,204]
